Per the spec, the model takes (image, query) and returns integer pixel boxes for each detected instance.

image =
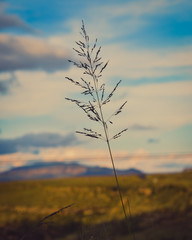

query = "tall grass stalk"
[66,21,133,239]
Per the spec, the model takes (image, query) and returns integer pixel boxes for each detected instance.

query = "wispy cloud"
[148,138,159,144]
[0,72,18,95]
[81,0,192,46]
[129,124,157,131]
[103,43,192,81]
[0,147,191,173]
[101,0,182,17]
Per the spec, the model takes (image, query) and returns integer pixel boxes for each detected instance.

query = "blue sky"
[0,0,192,173]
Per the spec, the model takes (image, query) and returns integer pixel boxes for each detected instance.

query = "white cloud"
[102,43,192,80]
[0,68,191,133]
[0,34,71,72]
[0,70,69,117]
[124,81,192,129]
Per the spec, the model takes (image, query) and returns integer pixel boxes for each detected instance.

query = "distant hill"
[183,167,192,173]
[0,162,145,181]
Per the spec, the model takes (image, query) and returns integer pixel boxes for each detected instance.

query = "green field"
[0,172,192,240]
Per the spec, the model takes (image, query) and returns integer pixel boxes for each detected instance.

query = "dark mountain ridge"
[0,161,145,182]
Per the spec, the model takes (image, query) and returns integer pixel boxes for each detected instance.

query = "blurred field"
[0,171,192,240]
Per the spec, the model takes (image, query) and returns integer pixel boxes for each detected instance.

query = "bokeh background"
[0,0,192,173]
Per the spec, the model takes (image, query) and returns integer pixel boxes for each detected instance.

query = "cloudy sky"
[0,0,192,173]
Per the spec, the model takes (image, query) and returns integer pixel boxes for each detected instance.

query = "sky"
[0,0,192,173]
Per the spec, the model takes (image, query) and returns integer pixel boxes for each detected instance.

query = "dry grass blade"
[65,97,82,105]
[99,60,109,74]
[102,80,122,105]
[107,101,128,124]
[112,128,128,140]
[94,46,101,63]
[114,101,127,116]
[65,77,87,89]
[76,128,104,140]
[20,204,74,240]
[38,203,74,225]
[91,38,98,53]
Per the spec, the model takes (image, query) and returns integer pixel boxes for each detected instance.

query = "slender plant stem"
[106,139,127,218]
[96,78,133,239]
[127,198,135,240]
[86,43,133,239]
